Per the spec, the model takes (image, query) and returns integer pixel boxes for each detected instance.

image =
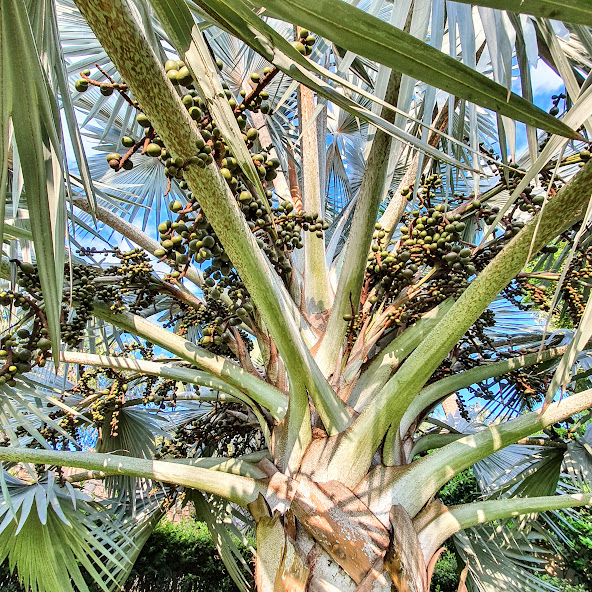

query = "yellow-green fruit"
[176,66,192,86]
[146,143,162,157]
[292,41,306,54]
[136,113,151,128]
[74,79,89,92]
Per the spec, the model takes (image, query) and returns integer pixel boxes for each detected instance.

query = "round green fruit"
[145,143,162,157]
[292,41,306,54]
[164,59,177,72]
[176,66,193,86]
[37,338,51,351]
[136,113,152,128]
[74,79,89,92]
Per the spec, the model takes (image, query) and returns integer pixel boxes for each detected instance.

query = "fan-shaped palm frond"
[0,470,161,592]
[454,524,558,592]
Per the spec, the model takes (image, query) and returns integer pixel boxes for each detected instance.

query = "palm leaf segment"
[0,470,161,592]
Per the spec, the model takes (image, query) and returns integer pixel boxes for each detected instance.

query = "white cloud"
[530,60,564,96]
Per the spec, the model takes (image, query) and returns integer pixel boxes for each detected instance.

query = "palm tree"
[2,1,592,591]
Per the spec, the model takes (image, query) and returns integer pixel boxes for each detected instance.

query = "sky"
[514,59,566,157]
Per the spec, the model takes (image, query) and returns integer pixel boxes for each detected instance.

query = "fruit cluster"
[0,251,166,385]
[77,40,332,298]
[157,403,263,460]
[91,377,127,440]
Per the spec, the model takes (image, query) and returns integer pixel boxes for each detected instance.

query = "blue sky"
[514,59,566,156]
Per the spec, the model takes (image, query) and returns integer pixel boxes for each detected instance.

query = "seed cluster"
[157,403,264,460]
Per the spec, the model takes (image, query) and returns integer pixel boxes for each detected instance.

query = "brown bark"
[252,460,429,591]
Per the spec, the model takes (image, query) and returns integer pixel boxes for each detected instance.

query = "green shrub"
[429,549,459,592]
[0,566,22,592]
[125,519,253,592]
[437,470,479,507]
[540,575,587,592]
[555,506,592,587]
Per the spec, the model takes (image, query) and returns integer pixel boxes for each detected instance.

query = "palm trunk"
[251,481,419,592]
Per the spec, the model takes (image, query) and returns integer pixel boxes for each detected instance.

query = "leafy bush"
[437,470,480,507]
[540,575,587,592]
[429,550,458,592]
[555,507,592,587]
[125,519,252,592]
[0,568,22,592]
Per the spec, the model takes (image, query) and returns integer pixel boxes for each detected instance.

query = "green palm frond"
[2,0,67,356]
[454,524,559,592]
[0,470,161,592]
[474,443,565,499]
[564,425,592,490]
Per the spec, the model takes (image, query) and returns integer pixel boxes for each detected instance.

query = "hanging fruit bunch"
[157,402,264,460]
[345,167,546,349]
[0,248,173,386]
[74,31,325,291]
[70,31,334,360]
